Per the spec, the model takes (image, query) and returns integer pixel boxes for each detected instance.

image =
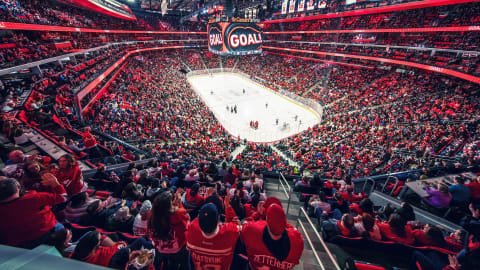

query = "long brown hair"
[60,154,76,168]
[148,191,173,240]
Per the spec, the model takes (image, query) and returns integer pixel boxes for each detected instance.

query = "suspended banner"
[208,22,263,56]
[268,0,478,23]
[281,0,289,14]
[306,0,316,11]
[297,0,305,12]
[289,0,296,13]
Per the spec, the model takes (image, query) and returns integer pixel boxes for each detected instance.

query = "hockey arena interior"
[1,0,480,269]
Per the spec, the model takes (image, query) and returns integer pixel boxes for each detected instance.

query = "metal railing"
[277,172,292,215]
[381,175,399,196]
[297,207,342,270]
[358,177,376,195]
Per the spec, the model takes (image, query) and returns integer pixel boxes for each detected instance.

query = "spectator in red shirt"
[378,213,415,245]
[413,224,453,249]
[70,230,155,269]
[81,127,102,158]
[223,167,237,187]
[340,185,362,203]
[241,203,304,270]
[0,175,66,248]
[466,176,480,203]
[81,127,97,149]
[232,165,242,178]
[184,183,205,209]
[54,154,87,198]
[123,150,136,161]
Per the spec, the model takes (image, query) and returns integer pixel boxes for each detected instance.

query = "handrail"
[298,207,342,270]
[381,175,399,195]
[360,177,376,195]
[296,219,325,270]
[354,169,422,183]
[277,172,292,215]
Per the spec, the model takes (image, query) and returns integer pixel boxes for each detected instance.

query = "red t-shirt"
[186,190,205,206]
[0,185,66,246]
[241,220,303,270]
[82,132,97,148]
[150,208,189,254]
[186,219,239,270]
[466,182,480,199]
[85,241,126,267]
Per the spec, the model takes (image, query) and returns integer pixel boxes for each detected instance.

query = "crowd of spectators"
[0,142,307,269]
[266,2,480,31]
[265,40,480,76]
[0,0,204,31]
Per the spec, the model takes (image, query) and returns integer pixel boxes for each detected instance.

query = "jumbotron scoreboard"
[208,18,263,56]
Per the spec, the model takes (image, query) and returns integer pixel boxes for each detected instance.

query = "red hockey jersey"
[186,219,240,270]
[241,220,303,270]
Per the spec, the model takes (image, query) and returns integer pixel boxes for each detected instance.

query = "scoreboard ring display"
[208,21,263,56]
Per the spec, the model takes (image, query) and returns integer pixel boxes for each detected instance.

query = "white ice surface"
[187,73,320,143]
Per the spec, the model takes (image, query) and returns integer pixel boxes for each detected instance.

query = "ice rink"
[187,73,321,143]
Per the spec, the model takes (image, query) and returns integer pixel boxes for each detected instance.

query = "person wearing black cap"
[241,201,304,270]
[186,203,240,270]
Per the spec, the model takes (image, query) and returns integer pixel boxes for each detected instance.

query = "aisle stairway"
[270,144,300,168]
[263,176,339,270]
[230,143,247,161]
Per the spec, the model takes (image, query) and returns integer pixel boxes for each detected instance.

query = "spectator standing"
[54,154,87,198]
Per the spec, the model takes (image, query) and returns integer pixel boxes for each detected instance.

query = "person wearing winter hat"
[133,200,152,236]
[241,200,304,270]
[105,206,135,233]
[186,203,240,270]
